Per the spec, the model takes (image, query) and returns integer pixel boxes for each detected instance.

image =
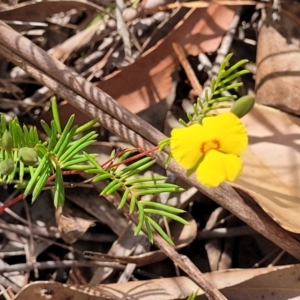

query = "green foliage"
[0,98,188,244]
[0,54,251,245]
[85,150,187,244]
[178,53,249,127]
[186,291,198,300]
[0,101,97,206]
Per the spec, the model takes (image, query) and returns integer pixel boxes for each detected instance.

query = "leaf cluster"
[0,98,188,244]
[0,54,251,245]
[180,53,249,127]
[0,98,98,206]
[85,150,188,244]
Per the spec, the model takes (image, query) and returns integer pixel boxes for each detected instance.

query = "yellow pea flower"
[170,112,248,187]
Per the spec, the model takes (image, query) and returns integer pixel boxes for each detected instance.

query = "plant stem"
[107,146,159,170]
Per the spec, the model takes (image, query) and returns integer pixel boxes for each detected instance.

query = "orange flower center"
[200,139,220,154]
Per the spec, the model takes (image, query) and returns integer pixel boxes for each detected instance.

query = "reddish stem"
[0,193,24,212]
[107,146,159,170]
[0,170,83,213]
[0,146,159,212]
[101,148,140,169]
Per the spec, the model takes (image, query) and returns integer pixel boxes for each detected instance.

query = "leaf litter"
[0,0,300,299]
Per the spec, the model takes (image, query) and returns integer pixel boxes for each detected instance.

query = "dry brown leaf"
[256,4,300,115]
[14,278,199,300]
[15,264,300,300]
[201,264,300,299]
[65,187,128,237]
[97,4,236,113]
[232,104,300,232]
[42,4,235,124]
[55,203,96,244]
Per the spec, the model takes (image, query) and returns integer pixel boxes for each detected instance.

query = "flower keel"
[196,150,243,187]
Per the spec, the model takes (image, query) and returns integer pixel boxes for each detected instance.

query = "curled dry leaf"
[55,204,96,244]
[14,278,199,300]
[232,104,300,233]
[15,264,300,299]
[171,212,197,245]
[255,4,300,115]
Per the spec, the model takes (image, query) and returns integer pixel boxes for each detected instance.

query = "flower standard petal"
[170,124,205,170]
[202,112,248,155]
[195,150,243,187]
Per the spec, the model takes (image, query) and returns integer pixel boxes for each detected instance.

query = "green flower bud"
[0,159,14,175]
[14,182,28,189]
[18,147,38,166]
[230,96,255,118]
[2,130,13,154]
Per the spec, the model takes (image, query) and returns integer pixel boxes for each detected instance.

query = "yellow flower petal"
[195,149,243,187]
[202,112,248,155]
[170,124,205,169]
